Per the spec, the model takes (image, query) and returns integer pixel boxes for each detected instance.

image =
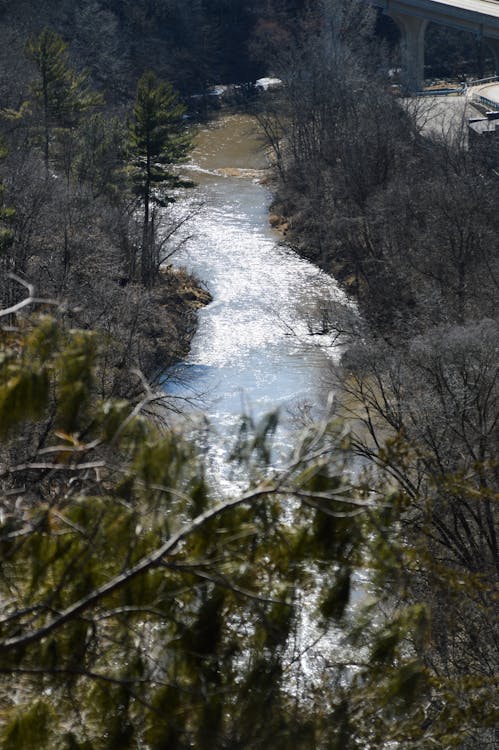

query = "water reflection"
[168,115,348,464]
[164,115,362,675]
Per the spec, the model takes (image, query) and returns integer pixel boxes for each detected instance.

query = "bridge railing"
[468,75,499,86]
[416,86,465,96]
[472,94,499,110]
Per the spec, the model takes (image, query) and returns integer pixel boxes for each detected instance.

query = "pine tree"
[25,28,102,176]
[129,71,193,286]
[0,313,496,749]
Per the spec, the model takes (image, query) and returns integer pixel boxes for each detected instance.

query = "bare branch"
[0,481,277,652]
[0,273,58,318]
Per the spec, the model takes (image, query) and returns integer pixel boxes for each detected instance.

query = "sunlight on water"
[166,115,360,666]
[168,115,349,445]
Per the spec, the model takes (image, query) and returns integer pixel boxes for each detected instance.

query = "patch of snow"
[255,77,282,90]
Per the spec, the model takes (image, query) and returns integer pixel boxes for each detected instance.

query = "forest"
[0,0,497,748]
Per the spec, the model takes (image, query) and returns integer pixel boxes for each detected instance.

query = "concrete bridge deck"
[370,0,499,88]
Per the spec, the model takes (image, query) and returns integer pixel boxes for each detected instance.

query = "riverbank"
[259,85,498,326]
[267,199,362,297]
[158,265,212,362]
[252,64,499,749]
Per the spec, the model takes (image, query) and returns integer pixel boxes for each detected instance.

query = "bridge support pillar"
[388,12,428,91]
[484,38,499,76]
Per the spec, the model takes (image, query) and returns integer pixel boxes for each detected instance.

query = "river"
[167,114,361,675]
[168,114,349,480]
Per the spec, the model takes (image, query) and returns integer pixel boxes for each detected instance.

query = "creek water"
[167,114,362,675]
[168,115,348,478]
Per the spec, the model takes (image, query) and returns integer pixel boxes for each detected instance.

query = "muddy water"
[169,115,348,476]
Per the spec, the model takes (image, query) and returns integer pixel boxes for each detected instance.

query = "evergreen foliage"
[129,72,192,204]
[0,1,496,747]
[0,22,207,419]
[0,312,496,748]
[25,28,102,174]
[129,72,193,286]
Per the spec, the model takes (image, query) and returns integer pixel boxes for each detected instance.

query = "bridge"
[370,0,499,89]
